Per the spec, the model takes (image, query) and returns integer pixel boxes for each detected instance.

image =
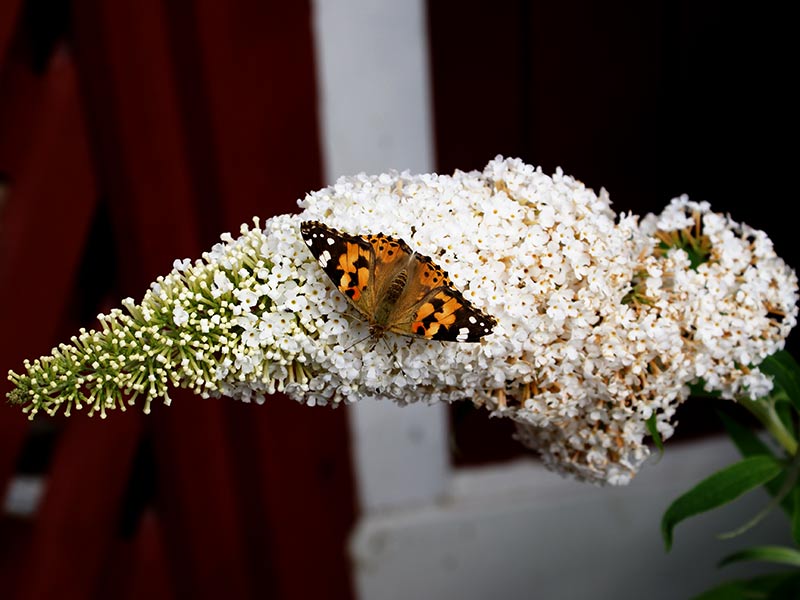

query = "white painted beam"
[311,0,446,513]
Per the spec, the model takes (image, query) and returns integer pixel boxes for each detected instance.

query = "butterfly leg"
[380,337,405,372]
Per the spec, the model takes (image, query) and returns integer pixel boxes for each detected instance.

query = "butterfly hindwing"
[391,256,496,342]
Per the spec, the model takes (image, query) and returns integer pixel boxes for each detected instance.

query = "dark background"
[431,1,796,256]
[431,1,798,463]
[1,1,796,598]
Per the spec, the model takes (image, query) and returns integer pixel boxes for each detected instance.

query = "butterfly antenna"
[342,332,373,352]
[337,310,360,326]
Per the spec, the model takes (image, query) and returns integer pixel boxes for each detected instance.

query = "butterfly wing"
[386,253,496,342]
[301,221,375,317]
[361,232,417,302]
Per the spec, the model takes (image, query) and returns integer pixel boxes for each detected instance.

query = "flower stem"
[739,396,798,456]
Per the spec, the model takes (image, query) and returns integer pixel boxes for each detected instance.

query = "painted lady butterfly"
[300,221,496,343]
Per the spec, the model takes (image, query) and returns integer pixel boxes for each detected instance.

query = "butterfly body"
[300,221,496,343]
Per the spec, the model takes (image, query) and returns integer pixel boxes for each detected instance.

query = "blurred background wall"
[0,1,795,599]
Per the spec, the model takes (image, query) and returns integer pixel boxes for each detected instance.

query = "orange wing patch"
[367,234,408,265]
[335,242,371,301]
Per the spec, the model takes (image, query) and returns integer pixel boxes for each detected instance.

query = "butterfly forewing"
[301,221,372,304]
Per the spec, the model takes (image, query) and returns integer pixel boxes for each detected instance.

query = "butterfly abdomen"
[375,270,408,326]
[386,270,408,304]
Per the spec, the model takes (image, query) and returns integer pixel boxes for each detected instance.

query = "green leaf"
[717,409,793,515]
[692,579,760,600]
[646,414,664,455]
[776,401,796,439]
[719,545,800,568]
[760,351,800,413]
[792,487,800,546]
[693,572,800,600]
[715,449,800,540]
[661,455,784,551]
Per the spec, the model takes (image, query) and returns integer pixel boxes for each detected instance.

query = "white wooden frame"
[312,0,448,514]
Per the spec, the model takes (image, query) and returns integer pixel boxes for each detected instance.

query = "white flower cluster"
[511,194,797,484]
[8,157,797,485]
[640,197,798,399]
[295,157,794,484]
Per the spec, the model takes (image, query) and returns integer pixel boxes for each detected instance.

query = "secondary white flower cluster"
[7,157,797,485]
[513,194,798,483]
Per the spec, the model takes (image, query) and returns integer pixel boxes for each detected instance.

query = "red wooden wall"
[0,2,356,599]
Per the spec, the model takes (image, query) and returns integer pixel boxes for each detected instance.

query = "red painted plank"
[165,1,324,226]
[17,412,143,600]
[0,518,31,598]
[0,48,98,502]
[150,400,255,599]
[70,1,254,597]
[225,401,358,600]
[165,3,357,597]
[70,0,201,288]
[0,0,22,66]
[94,509,174,600]
[127,509,173,600]
[79,2,357,596]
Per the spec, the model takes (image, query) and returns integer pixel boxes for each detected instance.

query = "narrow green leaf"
[661,455,783,551]
[792,487,800,546]
[719,545,800,568]
[692,579,755,600]
[760,351,800,413]
[646,414,664,455]
[717,408,793,515]
[693,572,800,600]
[717,448,800,540]
[695,582,748,600]
[776,400,796,439]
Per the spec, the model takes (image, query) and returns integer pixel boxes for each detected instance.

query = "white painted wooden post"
[311,0,449,513]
